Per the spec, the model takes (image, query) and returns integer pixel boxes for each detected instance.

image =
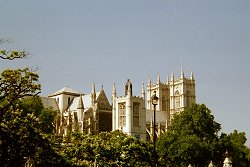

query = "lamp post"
[151,91,158,166]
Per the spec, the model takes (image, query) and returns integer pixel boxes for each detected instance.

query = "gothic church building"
[43,70,196,141]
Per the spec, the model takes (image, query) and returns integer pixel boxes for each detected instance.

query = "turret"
[166,75,170,84]
[181,64,184,79]
[171,72,174,81]
[112,83,117,131]
[148,76,151,87]
[208,161,214,167]
[190,70,194,80]
[157,74,161,85]
[141,83,145,99]
[223,151,232,167]
[112,83,117,101]
[77,95,84,122]
[91,81,96,107]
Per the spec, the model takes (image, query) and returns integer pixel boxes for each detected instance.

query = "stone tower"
[112,79,146,140]
[146,69,196,130]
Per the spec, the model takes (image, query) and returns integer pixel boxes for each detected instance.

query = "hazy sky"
[1,0,250,145]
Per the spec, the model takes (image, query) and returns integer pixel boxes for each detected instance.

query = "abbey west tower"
[112,69,196,141]
[146,70,196,138]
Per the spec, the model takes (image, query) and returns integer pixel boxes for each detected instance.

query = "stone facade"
[146,71,196,139]
[112,70,196,141]
[43,70,196,141]
[43,83,112,141]
[112,79,147,140]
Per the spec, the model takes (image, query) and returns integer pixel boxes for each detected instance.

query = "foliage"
[0,42,66,166]
[0,38,29,60]
[217,130,250,167]
[0,68,41,122]
[61,130,154,167]
[157,104,221,167]
[0,96,67,166]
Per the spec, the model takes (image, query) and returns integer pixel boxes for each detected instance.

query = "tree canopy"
[61,130,154,167]
[157,104,221,167]
[0,41,66,166]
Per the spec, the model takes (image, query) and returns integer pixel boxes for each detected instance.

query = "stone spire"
[77,95,84,122]
[92,81,96,95]
[166,75,170,84]
[112,83,116,97]
[171,72,174,81]
[112,83,117,131]
[190,70,194,80]
[181,64,184,79]
[148,76,151,87]
[141,83,145,99]
[223,151,232,167]
[157,73,161,84]
[208,161,214,167]
[77,94,84,110]
[91,81,96,107]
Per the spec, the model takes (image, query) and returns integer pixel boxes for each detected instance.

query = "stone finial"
[190,70,194,80]
[148,76,151,86]
[141,83,145,99]
[157,73,161,84]
[223,151,232,167]
[125,79,132,96]
[208,161,214,167]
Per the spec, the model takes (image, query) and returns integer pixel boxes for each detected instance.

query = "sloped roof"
[48,86,82,97]
[41,97,59,111]
[69,92,101,112]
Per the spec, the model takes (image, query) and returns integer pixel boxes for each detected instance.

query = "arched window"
[162,96,166,111]
[186,91,191,108]
[175,91,180,108]
[119,103,126,127]
[133,103,140,127]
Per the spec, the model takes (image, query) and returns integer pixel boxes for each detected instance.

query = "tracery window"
[175,91,180,108]
[133,103,140,127]
[162,96,166,111]
[119,103,126,127]
[186,91,191,108]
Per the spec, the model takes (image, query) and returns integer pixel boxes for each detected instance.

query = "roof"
[40,97,59,111]
[48,86,82,97]
[69,92,101,112]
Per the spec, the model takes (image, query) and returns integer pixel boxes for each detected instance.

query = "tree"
[62,130,154,166]
[157,104,221,167]
[0,68,40,123]
[0,38,29,60]
[0,41,67,166]
[0,96,68,166]
[218,130,250,167]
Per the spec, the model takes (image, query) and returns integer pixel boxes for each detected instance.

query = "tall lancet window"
[133,103,140,127]
[119,103,126,127]
[162,96,166,111]
[175,91,180,108]
[186,91,191,108]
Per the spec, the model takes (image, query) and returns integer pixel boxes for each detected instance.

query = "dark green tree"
[218,130,250,167]
[0,41,67,166]
[157,104,221,167]
[62,130,154,167]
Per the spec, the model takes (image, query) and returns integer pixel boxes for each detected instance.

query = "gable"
[96,90,112,111]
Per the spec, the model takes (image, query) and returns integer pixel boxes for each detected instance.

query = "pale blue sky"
[1,0,250,145]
